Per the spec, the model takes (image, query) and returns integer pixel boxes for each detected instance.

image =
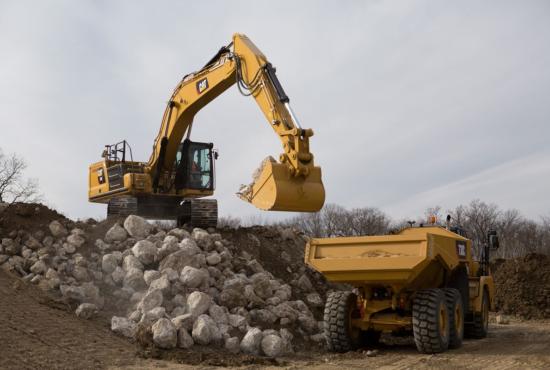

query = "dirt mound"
[0,203,69,238]
[493,253,550,319]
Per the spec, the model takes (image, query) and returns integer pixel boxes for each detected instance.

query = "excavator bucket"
[238,159,325,212]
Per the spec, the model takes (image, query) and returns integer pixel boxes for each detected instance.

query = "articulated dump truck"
[305,226,500,354]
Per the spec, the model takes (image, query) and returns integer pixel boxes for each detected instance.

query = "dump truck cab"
[306,225,499,354]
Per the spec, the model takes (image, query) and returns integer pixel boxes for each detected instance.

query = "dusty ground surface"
[118,320,550,370]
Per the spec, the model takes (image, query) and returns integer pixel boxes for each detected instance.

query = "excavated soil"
[493,253,550,319]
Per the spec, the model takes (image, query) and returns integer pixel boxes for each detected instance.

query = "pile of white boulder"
[0,215,325,357]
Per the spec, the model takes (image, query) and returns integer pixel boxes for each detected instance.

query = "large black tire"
[324,291,361,352]
[412,289,450,354]
[447,266,470,314]
[443,288,464,349]
[465,289,489,339]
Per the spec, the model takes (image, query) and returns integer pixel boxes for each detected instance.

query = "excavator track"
[107,196,217,229]
[179,199,218,229]
[107,196,138,217]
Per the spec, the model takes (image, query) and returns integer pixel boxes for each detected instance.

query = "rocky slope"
[0,210,328,358]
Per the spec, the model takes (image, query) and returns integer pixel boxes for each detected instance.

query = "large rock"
[306,292,323,307]
[225,337,240,354]
[102,254,118,274]
[180,266,207,288]
[25,236,42,250]
[123,268,146,291]
[105,223,128,243]
[132,240,157,265]
[138,289,164,313]
[67,234,86,249]
[274,284,292,302]
[296,274,313,291]
[177,328,194,349]
[261,334,284,357]
[30,260,47,275]
[152,318,177,349]
[2,238,20,256]
[219,276,248,308]
[240,327,263,355]
[141,307,167,324]
[168,228,190,240]
[159,250,199,272]
[298,315,318,334]
[111,266,125,284]
[270,302,299,322]
[123,255,143,271]
[187,291,212,317]
[143,270,161,286]
[208,304,228,325]
[191,228,213,250]
[75,303,98,319]
[250,309,277,326]
[172,314,194,331]
[149,275,171,294]
[49,221,68,237]
[192,314,220,345]
[228,314,247,328]
[123,215,152,239]
[244,284,265,307]
[111,316,137,338]
[251,273,274,299]
[72,266,90,282]
[60,282,103,307]
[206,252,221,265]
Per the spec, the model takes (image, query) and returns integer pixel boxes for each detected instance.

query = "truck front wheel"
[413,289,450,353]
[465,289,489,338]
[324,291,361,352]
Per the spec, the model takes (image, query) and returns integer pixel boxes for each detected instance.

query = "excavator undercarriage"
[107,196,217,229]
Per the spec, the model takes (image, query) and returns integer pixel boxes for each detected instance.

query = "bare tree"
[448,199,500,256]
[348,207,391,236]
[0,149,40,218]
[285,204,390,237]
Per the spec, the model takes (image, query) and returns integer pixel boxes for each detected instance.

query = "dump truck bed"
[305,227,468,287]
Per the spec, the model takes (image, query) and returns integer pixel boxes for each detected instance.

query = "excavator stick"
[239,159,325,212]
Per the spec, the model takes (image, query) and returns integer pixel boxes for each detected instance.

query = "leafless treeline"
[0,149,40,220]
[220,199,550,259]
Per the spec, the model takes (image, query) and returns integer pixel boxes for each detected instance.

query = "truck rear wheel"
[412,289,450,353]
[465,289,489,339]
[324,291,361,352]
[443,288,464,349]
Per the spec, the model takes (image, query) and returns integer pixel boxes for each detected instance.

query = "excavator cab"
[175,139,216,191]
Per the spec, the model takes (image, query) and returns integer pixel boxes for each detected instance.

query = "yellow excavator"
[88,34,325,227]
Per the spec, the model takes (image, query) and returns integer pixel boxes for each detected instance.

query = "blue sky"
[1,0,549,221]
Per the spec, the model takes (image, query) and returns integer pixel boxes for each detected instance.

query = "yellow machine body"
[306,226,495,332]
[88,33,325,224]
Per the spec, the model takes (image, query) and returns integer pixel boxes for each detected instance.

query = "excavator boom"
[147,34,324,212]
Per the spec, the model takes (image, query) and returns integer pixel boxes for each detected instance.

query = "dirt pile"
[0,204,330,361]
[493,253,550,319]
[0,202,69,237]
